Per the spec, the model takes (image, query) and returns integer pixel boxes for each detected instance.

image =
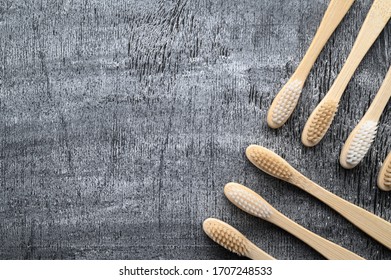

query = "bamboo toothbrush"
[245,144,391,249]
[224,182,364,259]
[378,152,391,191]
[267,0,356,129]
[202,218,275,260]
[340,65,391,169]
[301,0,391,147]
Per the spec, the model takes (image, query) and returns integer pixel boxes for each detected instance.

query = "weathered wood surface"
[0,0,390,260]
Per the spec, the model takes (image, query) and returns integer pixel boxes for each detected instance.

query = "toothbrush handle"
[266,0,355,129]
[272,213,364,259]
[297,175,391,249]
[328,0,391,100]
[247,242,276,260]
[295,0,356,80]
[364,65,391,121]
[301,0,391,147]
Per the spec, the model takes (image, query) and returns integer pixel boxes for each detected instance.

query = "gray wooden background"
[0,0,390,260]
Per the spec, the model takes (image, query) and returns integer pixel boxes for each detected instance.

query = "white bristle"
[226,186,272,219]
[272,79,303,124]
[346,121,378,165]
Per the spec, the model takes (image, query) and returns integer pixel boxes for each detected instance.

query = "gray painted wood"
[0,0,390,260]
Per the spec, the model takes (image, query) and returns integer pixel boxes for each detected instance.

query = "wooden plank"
[0,0,390,259]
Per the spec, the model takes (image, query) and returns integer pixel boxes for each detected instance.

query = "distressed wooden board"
[0,0,390,260]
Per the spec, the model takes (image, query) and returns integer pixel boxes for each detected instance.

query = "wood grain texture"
[0,0,390,260]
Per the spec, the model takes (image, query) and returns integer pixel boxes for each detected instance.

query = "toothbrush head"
[302,101,339,147]
[224,182,273,220]
[202,218,249,256]
[268,79,303,128]
[378,153,391,191]
[340,121,378,169]
[245,145,294,181]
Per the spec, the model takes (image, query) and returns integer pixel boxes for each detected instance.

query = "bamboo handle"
[296,0,356,80]
[272,213,364,259]
[247,242,276,260]
[329,0,391,100]
[364,65,391,120]
[294,175,391,249]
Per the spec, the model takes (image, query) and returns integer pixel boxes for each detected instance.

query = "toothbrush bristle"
[246,145,292,180]
[385,163,391,188]
[306,101,338,144]
[203,218,248,256]
[385,164,391,188]
[378,153,391,191]
[346,121,378,166]
[224,183,272,219]
[383,159,391,189]
[271,79,303,125]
